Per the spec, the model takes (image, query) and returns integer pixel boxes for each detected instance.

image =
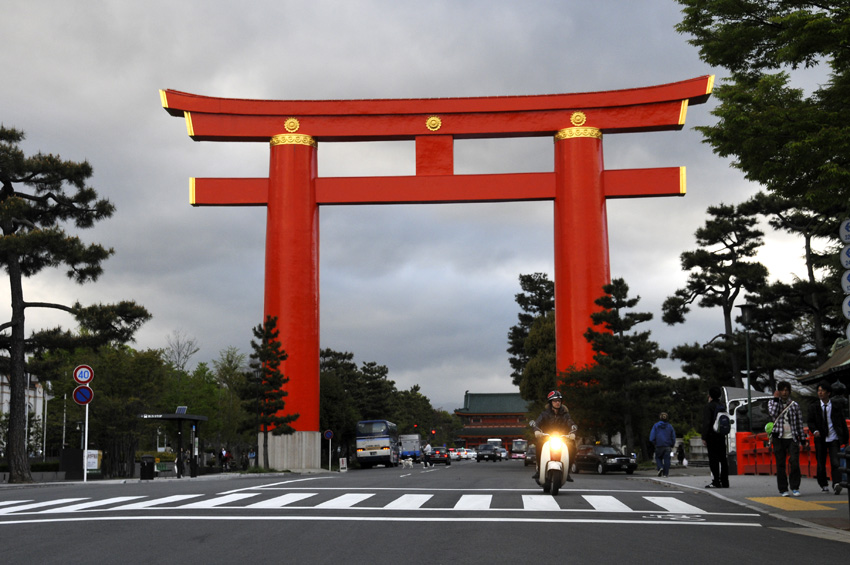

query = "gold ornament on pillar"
[554,111,601,141]
[284,118,301,133]
[270,133,317,148]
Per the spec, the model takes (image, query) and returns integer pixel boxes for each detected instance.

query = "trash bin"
[140,455,155,480]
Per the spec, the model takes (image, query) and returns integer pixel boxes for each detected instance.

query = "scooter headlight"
[549,436,563,456]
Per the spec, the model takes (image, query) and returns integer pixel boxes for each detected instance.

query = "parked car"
[572,444,637,475]
[524,443,536,467]
[476,444,499,462]
[431,446,451,465]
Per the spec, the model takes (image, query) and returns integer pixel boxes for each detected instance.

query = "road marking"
[383,494,433,509]
[644,496,706,514]
[522,495,561,511]
[112,495,202,509]
[0,515,763,527]
[245,493,319,508]
[178,493,260,508]
[748,497,838,511]
[583,495,633,512]
[314,493,375,508]
[0,499,87,514]
[453,495,492,510]
[40,497,145,513]
[0,500,31,508]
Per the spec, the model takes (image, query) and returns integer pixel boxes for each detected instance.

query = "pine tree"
[248,316,298,469]
[0,126,149,483]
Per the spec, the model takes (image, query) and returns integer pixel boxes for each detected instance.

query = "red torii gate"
[161,75,713,469]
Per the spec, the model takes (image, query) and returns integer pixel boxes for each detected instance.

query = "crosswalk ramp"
[0,492,714,515]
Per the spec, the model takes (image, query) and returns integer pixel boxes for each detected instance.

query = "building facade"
[454,392,530,450]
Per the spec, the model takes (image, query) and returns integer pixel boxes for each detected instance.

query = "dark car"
[476,444,499,462]
[572,444,637,475]
[431,446,451,465]
[523,443,537,467]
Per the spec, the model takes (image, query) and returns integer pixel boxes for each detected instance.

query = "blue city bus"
[355,420,400,468]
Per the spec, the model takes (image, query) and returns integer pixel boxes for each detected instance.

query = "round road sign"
[73,385,94,405]
[73,365,94,385]
[323,429,334,440]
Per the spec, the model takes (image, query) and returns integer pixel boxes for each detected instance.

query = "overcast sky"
[2,1,812,412]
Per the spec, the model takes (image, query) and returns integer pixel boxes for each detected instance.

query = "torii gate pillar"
[553,119,608,372]
[264,136,321,469]
[160,75,713,470]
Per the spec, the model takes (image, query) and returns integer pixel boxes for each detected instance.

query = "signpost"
[72,365,93,482]
[323,429,333,471]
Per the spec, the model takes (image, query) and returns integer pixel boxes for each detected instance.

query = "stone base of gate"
[259,431,321,472]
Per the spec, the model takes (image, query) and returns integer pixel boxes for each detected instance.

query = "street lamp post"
[737,303,756,432]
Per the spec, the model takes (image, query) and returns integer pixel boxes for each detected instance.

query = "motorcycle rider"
[530,390,577,481]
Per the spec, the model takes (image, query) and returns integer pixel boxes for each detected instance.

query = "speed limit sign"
[73,365,94,385]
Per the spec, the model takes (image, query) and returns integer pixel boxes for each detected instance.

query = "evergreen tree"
[662,203,768,386]
[248,316,298,469]
[675,0,850,210]
[561,279,670,451]
[0,126,149,483]
[507,273,554,386]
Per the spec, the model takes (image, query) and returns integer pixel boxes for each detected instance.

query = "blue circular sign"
[73,385,94,405]
[323,429,333,440]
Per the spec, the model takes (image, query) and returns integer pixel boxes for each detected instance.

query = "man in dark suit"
[807,381,849,495]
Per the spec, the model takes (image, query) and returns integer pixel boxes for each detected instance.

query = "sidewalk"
[635,464,850,539]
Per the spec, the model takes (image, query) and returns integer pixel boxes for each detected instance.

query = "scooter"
[535,429,576,496]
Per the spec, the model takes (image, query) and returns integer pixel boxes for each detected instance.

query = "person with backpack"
[769,381,805,496]
[701,387,730,489]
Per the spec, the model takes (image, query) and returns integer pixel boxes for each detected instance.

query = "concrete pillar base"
[259,431,321,471]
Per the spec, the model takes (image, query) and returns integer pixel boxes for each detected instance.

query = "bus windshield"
[357,421,392,436]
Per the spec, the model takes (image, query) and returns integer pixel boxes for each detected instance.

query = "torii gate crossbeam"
[161,75,713,470]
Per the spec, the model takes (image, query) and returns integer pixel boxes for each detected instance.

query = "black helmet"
[547,390,563,402]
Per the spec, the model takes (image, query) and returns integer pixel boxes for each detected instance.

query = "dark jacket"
[701,400,725,442]
[531,405,576,436]
[807,400,849,445]
[649,421,676,448]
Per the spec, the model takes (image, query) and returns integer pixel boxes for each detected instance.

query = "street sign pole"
[83,403,89,483]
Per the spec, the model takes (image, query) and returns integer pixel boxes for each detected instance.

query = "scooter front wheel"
[550,469,563,496]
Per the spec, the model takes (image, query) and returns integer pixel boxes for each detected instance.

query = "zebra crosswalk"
[0,490,735,516]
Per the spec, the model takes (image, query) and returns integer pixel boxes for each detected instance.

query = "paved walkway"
[633,464,850,541]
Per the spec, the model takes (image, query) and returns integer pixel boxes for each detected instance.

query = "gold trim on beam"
[190,178,196,205]
[270,133,317,147]
[678,100,689,125]
[680,166,687,195]
[159,89,169,109]
[706,75,715,95]
[184,112,194,137]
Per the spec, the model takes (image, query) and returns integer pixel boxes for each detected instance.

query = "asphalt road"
[1,459,847,564]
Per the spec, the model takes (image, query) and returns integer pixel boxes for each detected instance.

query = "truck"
[399,433,422,462]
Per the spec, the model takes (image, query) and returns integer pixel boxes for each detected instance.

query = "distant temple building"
[454,392,530,449]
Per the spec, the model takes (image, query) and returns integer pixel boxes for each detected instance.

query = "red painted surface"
[265,142,320,431]
[554,133,609,372]
[161,76,713,433]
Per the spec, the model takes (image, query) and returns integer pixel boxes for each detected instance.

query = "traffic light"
[431,429,436,436]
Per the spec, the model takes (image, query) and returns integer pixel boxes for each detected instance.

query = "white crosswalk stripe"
[246,493,318,508]
[0,498,87,514]
[3,492,715,515]
[41,496,145,513]
[178,493,260,508]
[453,495,492,510]
[314,493,375,508]
[582,495,634,512]
[382,494,433,509]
